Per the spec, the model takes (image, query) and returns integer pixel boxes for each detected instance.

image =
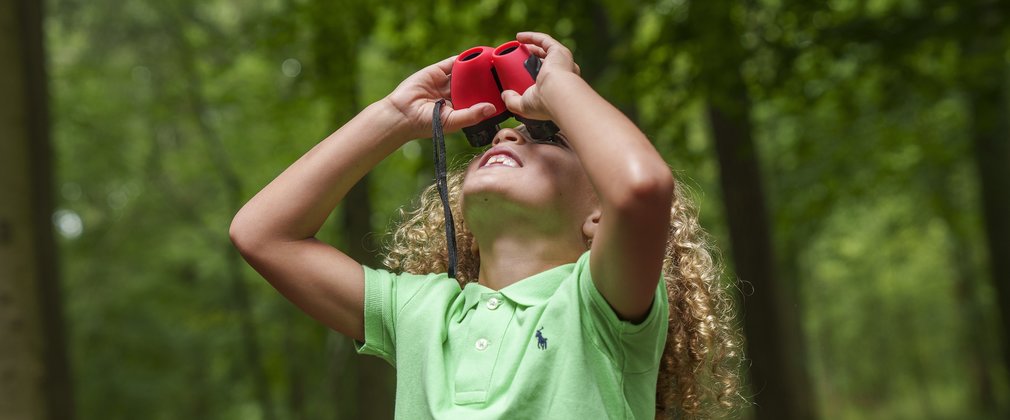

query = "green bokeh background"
[44,0,1010,418]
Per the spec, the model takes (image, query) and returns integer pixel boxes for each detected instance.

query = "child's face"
[461,125,599,234]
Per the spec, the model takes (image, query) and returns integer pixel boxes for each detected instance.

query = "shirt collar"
[460,260,578,309]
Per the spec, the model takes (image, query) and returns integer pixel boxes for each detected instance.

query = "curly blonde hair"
[382,167,746,419]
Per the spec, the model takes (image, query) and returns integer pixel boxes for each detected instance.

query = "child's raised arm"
[229,57,494,341]
[501,32,675,323]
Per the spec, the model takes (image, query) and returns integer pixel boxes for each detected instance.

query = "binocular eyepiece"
[450,41,560,147]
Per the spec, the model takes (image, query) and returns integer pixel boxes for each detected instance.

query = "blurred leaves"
[48,0,1009,418]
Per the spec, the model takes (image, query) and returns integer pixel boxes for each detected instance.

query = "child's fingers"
[433,55,457,75]
[518,32,577,75]
[500,89,529,116]
[516,32,572,57]
[438,79,452,99]
[525,44,547,58]
[442,101,496,132]
[500,90,521,114]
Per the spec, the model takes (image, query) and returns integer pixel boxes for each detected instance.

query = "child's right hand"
[382,56,497,141]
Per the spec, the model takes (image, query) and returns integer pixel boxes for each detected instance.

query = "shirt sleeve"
[574,251,670,373]
[354,265,454,366]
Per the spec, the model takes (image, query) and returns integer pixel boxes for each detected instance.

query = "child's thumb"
[501,90,524,115]
[443,102,496,132]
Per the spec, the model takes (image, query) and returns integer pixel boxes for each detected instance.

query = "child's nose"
[491,128,527,146]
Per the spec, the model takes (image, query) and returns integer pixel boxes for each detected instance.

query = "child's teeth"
[485,154,517,167]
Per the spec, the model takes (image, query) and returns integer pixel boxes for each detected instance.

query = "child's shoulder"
[363,265,461,307]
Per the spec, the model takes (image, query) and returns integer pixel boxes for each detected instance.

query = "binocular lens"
[460,48,484,62]
[496,45,519,56]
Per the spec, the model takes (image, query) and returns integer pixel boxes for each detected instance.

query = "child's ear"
[581,209,602,247]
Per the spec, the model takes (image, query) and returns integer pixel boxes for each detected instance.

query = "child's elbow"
[611,164,675,214]
[229,210,263,255]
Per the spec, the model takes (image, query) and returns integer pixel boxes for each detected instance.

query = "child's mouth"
[478,147,523,169]
[482,154,520,168]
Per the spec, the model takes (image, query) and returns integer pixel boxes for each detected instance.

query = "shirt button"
[486,297,502,310]
[475,338,490,351]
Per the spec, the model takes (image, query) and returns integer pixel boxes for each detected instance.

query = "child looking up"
[231,32,743,419]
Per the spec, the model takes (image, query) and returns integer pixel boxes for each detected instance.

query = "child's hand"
[500,32,582,121]
[383,56,497,140]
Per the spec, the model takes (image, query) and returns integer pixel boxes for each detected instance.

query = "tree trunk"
[307,1,395,417]
[161,5,278,418]
[692,0,816,417]
[0,0,75,418]
[332,177,396,420]
[707,98,815,420]
[964,29,1010,403]
[936,195,999,413]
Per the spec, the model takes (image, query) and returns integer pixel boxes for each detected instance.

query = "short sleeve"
[575,251,670,373]
[354,265,456,366]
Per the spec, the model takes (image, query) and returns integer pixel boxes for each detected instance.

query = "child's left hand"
[383,56,497,140]
[500,32,582,121]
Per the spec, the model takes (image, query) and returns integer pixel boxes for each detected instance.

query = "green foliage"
[48,0,1008,418]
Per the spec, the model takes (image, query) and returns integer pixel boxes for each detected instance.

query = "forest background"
[4,0,1010,419]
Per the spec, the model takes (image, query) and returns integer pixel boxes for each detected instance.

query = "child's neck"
[475,234,585,290]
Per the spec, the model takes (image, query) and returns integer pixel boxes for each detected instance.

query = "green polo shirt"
[356,251,668,419]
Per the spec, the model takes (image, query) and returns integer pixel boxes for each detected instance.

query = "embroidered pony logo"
[535,326,548,350]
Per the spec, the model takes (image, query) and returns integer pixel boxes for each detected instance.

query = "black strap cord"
[432,99,458,278]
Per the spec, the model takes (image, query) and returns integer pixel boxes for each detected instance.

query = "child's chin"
[462,181,536,212]
[462,171,511,193]
[461,182,512,202]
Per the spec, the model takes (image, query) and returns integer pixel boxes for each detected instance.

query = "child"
[231,32,743,419]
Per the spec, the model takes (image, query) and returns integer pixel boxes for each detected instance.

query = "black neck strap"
[431,99,458,278]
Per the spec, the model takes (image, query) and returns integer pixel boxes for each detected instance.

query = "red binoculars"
[450,41,560,147]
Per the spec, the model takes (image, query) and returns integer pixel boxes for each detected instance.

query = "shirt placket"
[453,292,512,404]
